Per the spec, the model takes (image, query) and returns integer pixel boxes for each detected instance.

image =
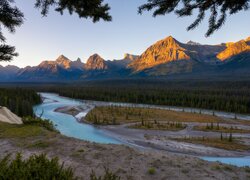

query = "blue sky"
[1,0,250,67]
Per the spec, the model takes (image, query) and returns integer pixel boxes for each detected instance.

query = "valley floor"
[0,122,250,180]
[56,105,250,157]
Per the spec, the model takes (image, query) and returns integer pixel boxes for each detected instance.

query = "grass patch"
[181,168,189,174]
[23,116,57,132]
[90,167,120,180]
[130,121,186,131]
[148,167,156,175]
[173,136,250,151]
[245,167,250,173]
[71,149,85,158]
[27,140,51,149]
[223,165,233,171]
[194,124,250,133]
[0,122,45,138]
[0,116,57,139]
[211,164,221,171]
[85,106,226,125]
[77,149,85,153]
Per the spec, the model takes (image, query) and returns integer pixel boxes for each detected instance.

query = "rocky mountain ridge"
[85,54,107,70]
[0,35,250,81]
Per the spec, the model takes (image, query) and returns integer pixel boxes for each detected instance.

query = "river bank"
[35,93,250,168]
[1,121,250,180]
[55,105,250,158]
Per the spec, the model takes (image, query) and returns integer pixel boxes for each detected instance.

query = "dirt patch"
[1,125,250,180]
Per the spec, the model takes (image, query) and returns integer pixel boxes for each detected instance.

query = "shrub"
[229,133,233,142]
[90,167,120,180]
[23,116,57,132]
[0,153,77,179]
[148,167,156,175]
[245,167,250,173]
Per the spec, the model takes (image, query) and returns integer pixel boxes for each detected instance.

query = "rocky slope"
[0,65,20,80]
[84,54,108,70]
[217,38,250,61]
[128,36,250,77]
[81,54,135,79]
[0,106,22,124]
[124,53,139,61]
[128,36,227,74]
[129,36,191,72]
[17,55,85,81]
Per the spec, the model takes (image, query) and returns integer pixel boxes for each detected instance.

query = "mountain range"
[1,36,250,81]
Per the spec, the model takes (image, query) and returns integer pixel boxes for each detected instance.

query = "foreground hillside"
[0,122,250,180]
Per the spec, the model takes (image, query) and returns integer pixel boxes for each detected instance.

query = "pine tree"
[141,117,144,126]
[211,122,214,130]
[229,133,233,142]
[217,123,220,130]
[126,113,129,120]
[0,0,111,61]
[0,0,23,61]
[139,0,250,37]
[112,117,116,125]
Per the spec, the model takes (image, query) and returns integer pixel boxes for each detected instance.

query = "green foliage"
[206,123,214,130]
[148,167,156,175]
[1,0,248,61]
[0,88,41,117]
[0,122,44,138]
[139,0,249,36]
[229,133,233,142]
[134,120,186,131]
[90,167,120,180]
[196,124,249,134]
[245,167,250,173]
[77,149,85,153]
[176,136,249,151]
[0,153,77,180]
[23,116,57,132]
[0,0,24,61]
[0,44,18,62]
[45,80,250,114]
[216,123,220,130]
[28,140,51,149]
[34,0,112,22]
[0,0,111,61]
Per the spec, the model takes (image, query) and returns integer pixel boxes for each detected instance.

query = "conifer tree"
[229,133,233,142]
[1,1,249,61]
[0,0,111,61]
[139,0,250,37]
[0,0,23,61]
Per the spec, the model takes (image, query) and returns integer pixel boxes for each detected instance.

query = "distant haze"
[1,0,250,68]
